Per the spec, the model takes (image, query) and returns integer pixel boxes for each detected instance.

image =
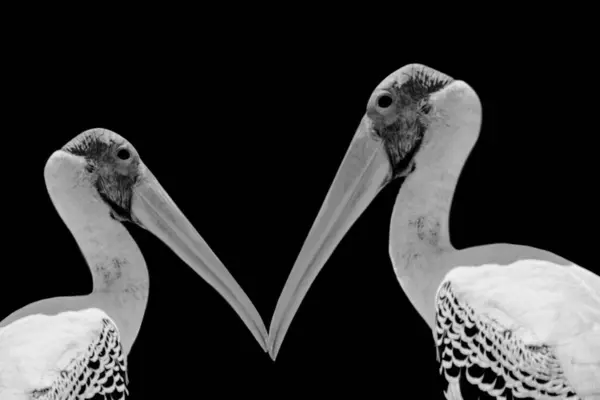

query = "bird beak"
[267,115,392,359]
[130,164,268,352]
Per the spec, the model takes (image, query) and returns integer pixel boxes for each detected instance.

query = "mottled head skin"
[63,128,142,223]
[365,64,453,179]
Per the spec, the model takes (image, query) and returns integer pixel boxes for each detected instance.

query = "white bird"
[267,64,600,399]
[0,128,267,399]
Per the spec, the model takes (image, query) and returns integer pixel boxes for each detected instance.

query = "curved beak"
[267,116,392,359]
[131,165,268,352]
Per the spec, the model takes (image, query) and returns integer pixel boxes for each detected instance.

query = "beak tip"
[266,337,278,361]
[268,348,278,361]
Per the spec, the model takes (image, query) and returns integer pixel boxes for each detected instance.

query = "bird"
[0,128,268,399]
[267,64,600,399]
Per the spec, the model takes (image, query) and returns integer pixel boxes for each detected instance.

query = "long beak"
[131,165,268,352]
[267,116,392,359]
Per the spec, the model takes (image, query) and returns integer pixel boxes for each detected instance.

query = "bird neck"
[56,198,150,294]
[46,179,149,351]
[389,118,477,328]
[388,166,454,326]
[79,216,150,294]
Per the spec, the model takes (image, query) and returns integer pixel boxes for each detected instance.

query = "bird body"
[0,128,267,399]
[437,257,600,398]
[267,64,600,399]
[0,309,127,400]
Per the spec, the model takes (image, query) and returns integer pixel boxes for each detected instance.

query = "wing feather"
[0,308,128,400]
[434,259,600,399]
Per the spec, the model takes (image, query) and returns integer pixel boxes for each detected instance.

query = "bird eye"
[376,93,394,109]
[116,147,131,161]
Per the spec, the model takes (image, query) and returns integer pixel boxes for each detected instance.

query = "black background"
[2,19,598,399]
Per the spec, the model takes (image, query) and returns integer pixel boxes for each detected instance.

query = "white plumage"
[436,259,600,399]
[0,128,267,399]
[0,309,127,399]
[266,64,600,399]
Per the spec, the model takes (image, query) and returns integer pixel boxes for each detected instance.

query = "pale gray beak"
[267,116,392,359]
[132,165,268,351]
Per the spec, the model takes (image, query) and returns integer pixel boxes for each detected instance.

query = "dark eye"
[376,93,393,109]
[116,148,131,161]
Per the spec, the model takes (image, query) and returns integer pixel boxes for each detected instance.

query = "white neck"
[388,82,480,328]
[45,160,149,353]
